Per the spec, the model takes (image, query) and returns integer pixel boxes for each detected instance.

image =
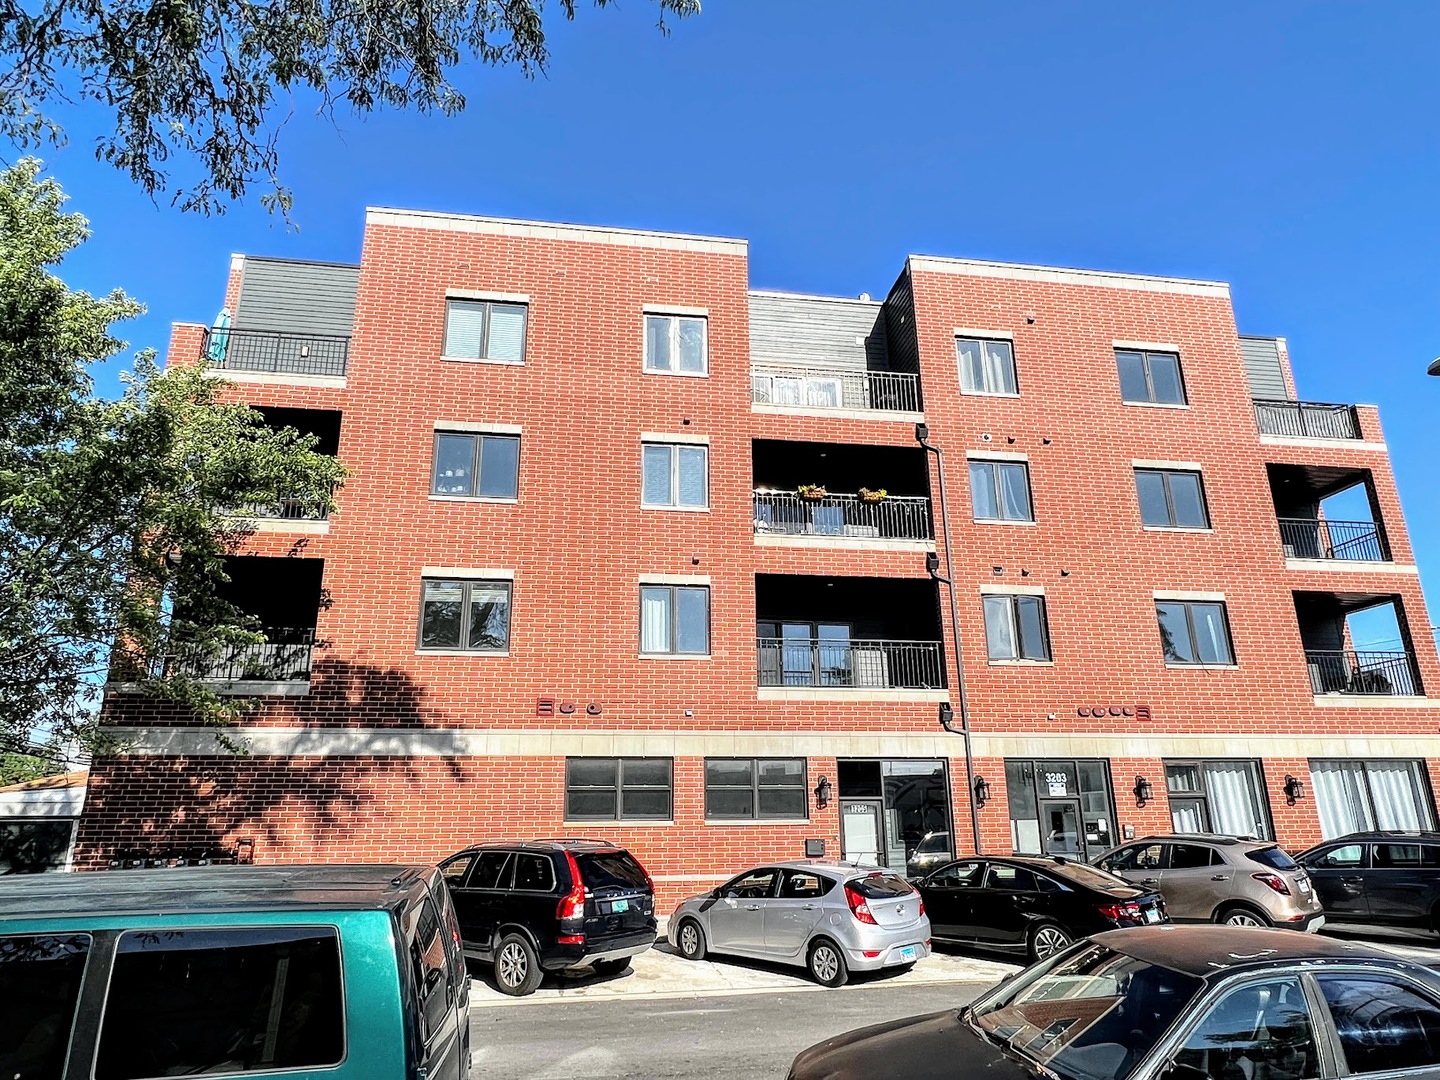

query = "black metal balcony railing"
[1279,518,1388,562]
[233,495,332,522]
[751,365,923,414]
[753,491,932,541]
[1254,399,1361,440]
[202,328,350,377]
[1307,649,1419,697]
[757,638,945,690]
[151,628,316,684]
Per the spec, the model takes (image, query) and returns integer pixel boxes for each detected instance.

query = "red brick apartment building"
[76,208,1440,905]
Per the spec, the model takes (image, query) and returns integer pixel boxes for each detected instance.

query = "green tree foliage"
[0,0,700,216]
[0,159,349,751]
[0,750,64,786]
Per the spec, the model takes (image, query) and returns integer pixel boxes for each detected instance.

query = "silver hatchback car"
[668,860,930,987]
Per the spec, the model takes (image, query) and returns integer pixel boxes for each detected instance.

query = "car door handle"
[1211,874,1228,881]
[1140,878,1159,888]
[1340,876,1364,884]
[801,904,818,910]
[744,904,761,911]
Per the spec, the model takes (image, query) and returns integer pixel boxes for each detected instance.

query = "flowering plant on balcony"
[857,487,888,503]
[797,484,829,501]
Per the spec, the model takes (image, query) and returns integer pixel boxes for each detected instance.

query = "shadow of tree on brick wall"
[74,658,480,870]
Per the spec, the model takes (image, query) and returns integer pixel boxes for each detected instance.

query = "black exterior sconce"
[1133,776,1154,806]
[1284,775,1306,804]
[973,776,992,808]
[814,776,832,809]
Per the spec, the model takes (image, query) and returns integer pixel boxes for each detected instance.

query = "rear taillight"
[557,851,586,920]
[1098,901,1144,921]
[917,898,925,917]
[1252,872,1291,895]
[845,884,878,925]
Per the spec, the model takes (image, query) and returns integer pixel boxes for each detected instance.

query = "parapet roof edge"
[907,254,1231,298]
[747,289,882,306]
[239,254,361,270]
[366,207,748,256]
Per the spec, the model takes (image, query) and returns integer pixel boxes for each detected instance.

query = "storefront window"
[1005,759,1115,861]
[1311,759,1436,839]
[837,759,951,869]
[1164,760,1270,839]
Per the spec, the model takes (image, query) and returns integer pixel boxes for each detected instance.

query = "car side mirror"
[1161,1064,1210,1080]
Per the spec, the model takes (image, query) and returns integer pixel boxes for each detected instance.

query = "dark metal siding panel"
[1239,336,1289,400]
[882,270,920,375]
[748,294,887,372]
[234,259,359,337]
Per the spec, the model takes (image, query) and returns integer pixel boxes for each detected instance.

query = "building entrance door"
[841,800,884,865]
[1039,799,1083,858]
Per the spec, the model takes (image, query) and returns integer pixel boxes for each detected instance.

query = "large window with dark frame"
[1116,348,1187,405]
[705,758,808,820]
[1136,469,1210,529]
[982,594,1052,661]
[1164,760,1271,839]
[565,758,673,821]
[1155,600,1234,665]
[1310,758,1437,839]
[418,578,512,652]
[431,432,520,499]
[443,299,527,362]
[969,460,1034,522]
[639,585,710,655]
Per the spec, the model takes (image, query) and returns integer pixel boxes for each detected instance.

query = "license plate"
[897,945,917,962]
[611,898,629,913]
[1298,878,1310,894]
[1144,907,1161,924]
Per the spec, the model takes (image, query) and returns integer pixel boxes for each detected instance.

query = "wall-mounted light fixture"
[938,702,955,732]
[1283,775,1306,804]
[973,776,992,807]
[1133,776,1154,805]
[814,776,832,809]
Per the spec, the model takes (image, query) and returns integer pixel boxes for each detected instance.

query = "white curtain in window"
[1366,761,1429,830]
[806,378,841,408]
[983,341,1016,394]
[957,340,985,391]
[1171,804,1205,833]
[982,596,1017,660]
[1205,761,1266,838]
[677,318,706,372]
[486,305,526,361]
[1311,761,1371,839]
[444,301,486,358]
[645,316,672,370]
[999,465,1031,520]
[773,377,803,405]
[640,589,671,653]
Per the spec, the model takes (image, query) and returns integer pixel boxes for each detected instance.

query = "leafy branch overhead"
[0,0,701,215]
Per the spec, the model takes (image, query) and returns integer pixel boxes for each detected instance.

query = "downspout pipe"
[916,422,983,857]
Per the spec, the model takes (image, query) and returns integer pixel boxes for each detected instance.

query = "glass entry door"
[841,800,884,865]
[1039,800,1082,858]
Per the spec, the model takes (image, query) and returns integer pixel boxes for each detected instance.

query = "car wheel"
[676,918,708,961]
[1027,923,1074,961]
[592,958,631,977]
[807,938,849,988]
[1216,905,1271,928]
[493,933,542,996]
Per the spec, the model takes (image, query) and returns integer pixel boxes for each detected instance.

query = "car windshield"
[848,872,915,898]
[1246,846,1298,870]
[915,833,951,854]
[576,851,648,890]
[1051,862,1137,893]
[969,942,1203,1080]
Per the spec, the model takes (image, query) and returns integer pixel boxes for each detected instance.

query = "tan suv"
[1095,833,1325,931]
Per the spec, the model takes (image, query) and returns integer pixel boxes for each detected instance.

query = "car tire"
[493,933,542,996]
[592,958,631,977]
[807,938,849,988]
[1027,922,1074,962]
[676,918,708,961]
[1215,904,1272,928]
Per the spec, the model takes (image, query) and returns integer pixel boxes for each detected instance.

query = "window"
[1174,977,1318,1080]
[721,868,777,899]
[470,850,514,889]
[0,820,74,873]
[406,899,451,1047]
[985,864,1041,891]
[444,299,527,362]
[751,372,842,408]
[418,578,512,652]
[642,443,708,508]
[1165,760,1270,839]
[983,594,1051,661]
[779,869,833,899]
[1116,348,1186,405]
[956,337,1018,395]
[0,933,90,1080]
[1169,843,1218,870]
[512,853,556,892]
[95,928,344,1080]
[1312,844,1363,869]
[639,585,709,655]
[1318,975,1440,1076]
[1310,759,1436,839]
[928,861,985,888]
[1136,469,1209,529]
[1373,843,1440,869]
[431,432,520,499]
[969,460,1033,522]
[1103,843,1163,872]
[440,854,474,886]
[644,313,707,374]
[1156,600,1234,665]
[565,758,673,821]
[705,758,807,820]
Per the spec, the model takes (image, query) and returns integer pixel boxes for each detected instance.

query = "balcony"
[232,494,331,522]
[1254,399,1360,440]
[757,637,944,690]
[203,328,350,378]
[151,628,316,684]
[1307,649,1419,697]
[1278,518,1388,562]
[754,490,931,541]
[751,364,922,415]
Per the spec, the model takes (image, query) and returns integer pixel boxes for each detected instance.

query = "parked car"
[0,864,470,1080]
[788,924,1440,1080]
[1297,830,1440,935]
[1095,833,1325,931]
[440,838,657,996]
[668,860,929,987]
[905,830,952,879]
[918,854,1167,961]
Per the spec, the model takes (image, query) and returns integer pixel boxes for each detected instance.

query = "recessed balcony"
[757,636,944,690]
[751,365,922,416]
[1278,518,1387,563]
[753,490,931,541]
[1295,590,1424,700]
[1268,463,1394,567]
[1306,649,1419,697]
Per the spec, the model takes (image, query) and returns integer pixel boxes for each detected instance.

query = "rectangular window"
[705,758,808,820]
[641,443,708,508]
[983,594,1051,661]
[419,578,512,652]
[1116,348,1187,405]
[444,299,527,362]
[95,928,344,1079]
[969,460,1033,522]
[431,432,520,499]
[644,313,707,374]
[0,933,90,1080]
[956,337,1018,395]
[1156,600,1233,665]
[1136,469,1209,529]
[639,585,710,655]
[1310,759,1436,839]
[566,758,673,821]
[1164,760,1270,839]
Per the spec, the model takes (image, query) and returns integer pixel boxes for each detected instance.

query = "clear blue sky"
[29,2,1440,644]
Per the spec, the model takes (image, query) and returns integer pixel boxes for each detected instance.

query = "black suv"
[1297,830,1440,935]
[440,839,657,996]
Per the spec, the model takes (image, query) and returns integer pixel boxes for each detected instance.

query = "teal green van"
[0,865,470,1080]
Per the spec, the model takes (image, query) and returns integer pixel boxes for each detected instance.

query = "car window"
[849,873,916,899]
[440,853,475,887]
[1424,844,1440,869]
[406,898,452,1045]
[512,853,556,892]
[928,860,985,888]
[1317,975,1440,1075]
[986,864,1041,892]
[1375,844,1425,869]
[1169,843,1215,870]
[914,832,951,855]
[724,868,777,899]
[1174,977,1319,1080]
[0,933,91,1080]
[1049,862,1134,893]
[93,927,344,1079]
[779,869,833,899]
[471,850,514,889]
[1103,843,1163,871]
[1312,844,1364,869]
[576,851,650,891]
[1246,845,1300,871]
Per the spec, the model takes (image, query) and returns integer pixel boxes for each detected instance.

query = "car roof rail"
[528,837,616,847]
